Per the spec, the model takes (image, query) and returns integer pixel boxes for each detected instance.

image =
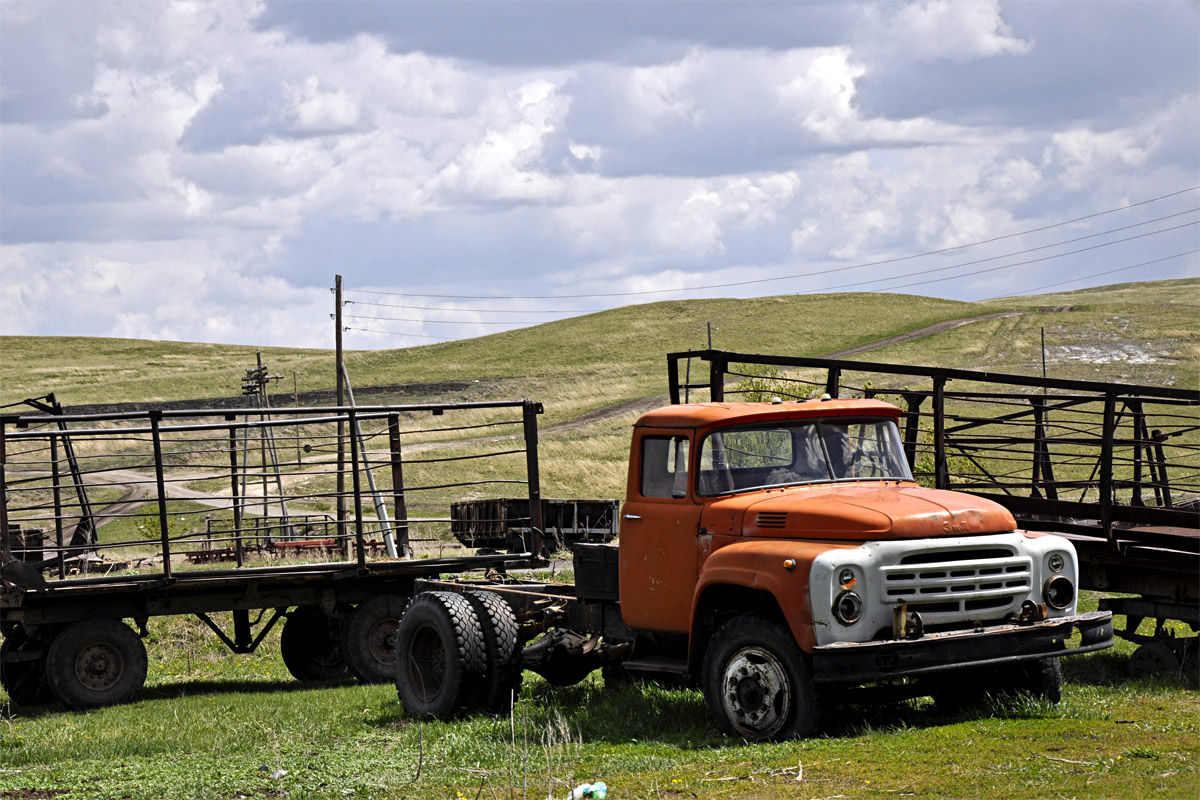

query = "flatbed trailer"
[0,398,546,708]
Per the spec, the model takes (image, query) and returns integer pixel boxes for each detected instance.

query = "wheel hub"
[75,643,124,692]
[721,646,790,737]
[368,620,398,663]
[409,628,448,701]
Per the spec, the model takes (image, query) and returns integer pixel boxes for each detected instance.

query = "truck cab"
[616,397,1113,740]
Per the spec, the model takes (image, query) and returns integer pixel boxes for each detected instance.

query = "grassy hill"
[4,279,1195,410]
[4,279,1195,500]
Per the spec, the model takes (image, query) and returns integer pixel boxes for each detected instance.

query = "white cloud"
[434,78,569,202]
[0,1,1195,349]
[2,238,330,347]
[1045,128,1151,191]
[627,50,705,126]
[288,75,359,131]
[864,0,1032,63]
[776,48,975,146]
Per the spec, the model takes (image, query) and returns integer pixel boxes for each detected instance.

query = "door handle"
[623,514,642,521]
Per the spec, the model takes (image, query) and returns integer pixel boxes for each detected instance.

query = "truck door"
[619,431,702,634]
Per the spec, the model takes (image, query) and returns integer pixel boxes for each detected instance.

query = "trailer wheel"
[701,615,817,742]
[464,590,523,713]
[394,591,486,719]
[1130,642,1181,677]
[0,628,55,707]
[45,619,147,710]
[342,595,408,684]
[281,606,348,682]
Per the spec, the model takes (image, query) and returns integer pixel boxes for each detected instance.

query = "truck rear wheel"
[701,615,817,741]
[281,606,348,682]
[1,628,55,706]
[342,596,408,684]
[464,590,523,713]
[45,619,147,710]
[394,591,486,719]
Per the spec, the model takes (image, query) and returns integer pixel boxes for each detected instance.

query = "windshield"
[697,417,913,495]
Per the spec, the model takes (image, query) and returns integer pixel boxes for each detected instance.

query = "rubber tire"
[394,591,487,719]
[1018,657,1063,703]
[601,660,635,688]
[281,606,349,682]
[341,595,408,684]
[45,619,147,710]
[463,590,523,713]
[0,628,55,707]
[1130,642,1181,677]
[701,615,818,742]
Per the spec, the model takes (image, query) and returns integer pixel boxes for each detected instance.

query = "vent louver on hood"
[756,511,788,528]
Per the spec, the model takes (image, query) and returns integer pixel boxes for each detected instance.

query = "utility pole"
[1041,326,1048,395]
[293,370,300,465]
[240,354,290,541]
[335,275,346,541]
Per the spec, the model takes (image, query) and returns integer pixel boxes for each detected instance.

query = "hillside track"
[820,311,1024,359]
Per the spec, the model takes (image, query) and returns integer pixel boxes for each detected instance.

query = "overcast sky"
[2,0,1197,349]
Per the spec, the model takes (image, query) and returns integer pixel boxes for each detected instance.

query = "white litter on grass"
[1050,343,1164,365]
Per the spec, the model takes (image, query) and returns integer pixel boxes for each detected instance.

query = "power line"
[988,250,1199,298]
[350,211,1196,315]
[807,220,1198,295]
[342,327,457,341]
[345,248,1198,344]
[344,300,592,314]
[343,223,1197,340]
[343,187,1199,300]
[343,314,554,326]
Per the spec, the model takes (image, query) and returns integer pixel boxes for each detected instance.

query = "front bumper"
[811,610,1113,684]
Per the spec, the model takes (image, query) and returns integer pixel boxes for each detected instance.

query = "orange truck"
[397,396,1115,741]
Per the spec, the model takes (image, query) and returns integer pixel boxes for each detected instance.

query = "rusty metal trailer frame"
[450,497,620,552]
[0,398,548,707]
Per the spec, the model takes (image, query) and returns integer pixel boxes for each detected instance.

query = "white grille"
[880,547,1031,620]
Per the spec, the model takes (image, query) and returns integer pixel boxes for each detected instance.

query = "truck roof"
[634,398,903,429]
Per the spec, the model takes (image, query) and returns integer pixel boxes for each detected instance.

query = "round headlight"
[833,591,863,625]
[838,568,856,587]
[1048,553,1065,573]
[1043,574,1074,611]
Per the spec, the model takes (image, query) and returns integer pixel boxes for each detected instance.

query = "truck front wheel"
[701,615,817,741]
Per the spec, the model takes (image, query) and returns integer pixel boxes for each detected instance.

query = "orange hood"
[699,483,1016,541]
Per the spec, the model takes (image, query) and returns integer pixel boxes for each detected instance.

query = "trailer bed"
[0,398,548,708]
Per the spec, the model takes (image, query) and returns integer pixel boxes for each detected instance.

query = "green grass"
[0,593,1196,799]
[1,280,1198,797]
[0,644,1195,798]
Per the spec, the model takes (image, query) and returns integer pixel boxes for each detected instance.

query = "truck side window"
[641,436,690,498]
